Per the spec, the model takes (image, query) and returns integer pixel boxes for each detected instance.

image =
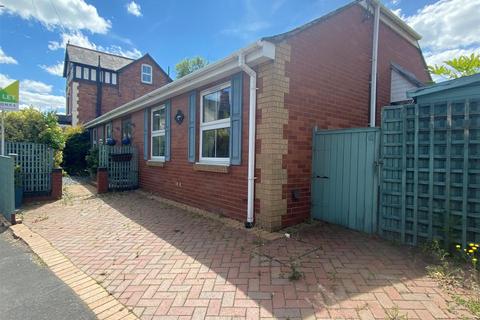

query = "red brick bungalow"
[85,0,431,231]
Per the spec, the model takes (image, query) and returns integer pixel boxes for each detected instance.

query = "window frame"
[141,64,153,84]
[150,105,166,161]
[199,82,231,165]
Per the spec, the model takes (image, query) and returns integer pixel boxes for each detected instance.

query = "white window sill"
[147,160,165,167]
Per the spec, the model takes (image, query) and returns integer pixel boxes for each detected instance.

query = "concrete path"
[0,226,96,320]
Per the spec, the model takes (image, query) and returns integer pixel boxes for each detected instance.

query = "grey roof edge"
[391,62,425,87]
[262,0,421,43]
[66,43,135,62]
[407,73,480,98]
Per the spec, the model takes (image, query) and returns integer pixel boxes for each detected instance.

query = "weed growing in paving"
[384,306,408,320]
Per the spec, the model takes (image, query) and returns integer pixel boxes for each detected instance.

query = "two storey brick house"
[63,44,171,141]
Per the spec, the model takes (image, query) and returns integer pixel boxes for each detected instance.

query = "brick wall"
[280,4,430,227]
[75,55,170,124]
[120,73,252,222]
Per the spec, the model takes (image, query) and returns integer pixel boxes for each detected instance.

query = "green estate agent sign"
[0,80,19,111]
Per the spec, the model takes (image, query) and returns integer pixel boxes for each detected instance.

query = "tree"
[4,108,66,166]
[428,53,480,80]
[175,56,209,79]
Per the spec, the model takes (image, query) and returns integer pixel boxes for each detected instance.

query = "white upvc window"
[141,64,152,84]
[199,82,231,164]
[151,105,166,161]
[83,67,89,80]
[75,65,82,78]
[91,69,97,81]
[111,73,117,85]
[104,71,111,84]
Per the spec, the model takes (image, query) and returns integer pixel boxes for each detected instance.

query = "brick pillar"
[50,168,63,200]
[97,168,108,194]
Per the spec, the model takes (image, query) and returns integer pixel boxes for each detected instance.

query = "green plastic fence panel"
[5,142,53,194]
[99,145,138,190]
[0,156,15,221]
[380,97,480,246]
[311,127,380,234]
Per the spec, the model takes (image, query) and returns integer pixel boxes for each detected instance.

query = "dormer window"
[141,64,152,84]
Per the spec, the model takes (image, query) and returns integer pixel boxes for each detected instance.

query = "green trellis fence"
[380,98,480,247]
[6,142,54,194]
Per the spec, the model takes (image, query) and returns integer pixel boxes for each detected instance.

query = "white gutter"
[238,52,257,228]
[369,1,380,128]
[85,41,275,128]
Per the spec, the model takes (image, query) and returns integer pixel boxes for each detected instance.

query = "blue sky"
[0,0,479,113]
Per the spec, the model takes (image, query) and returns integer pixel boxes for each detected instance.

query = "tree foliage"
[175,56,209,79]
[429,53,480,80]
[62,125,90,175]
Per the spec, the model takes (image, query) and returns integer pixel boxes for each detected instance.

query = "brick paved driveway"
[20,183,474,319]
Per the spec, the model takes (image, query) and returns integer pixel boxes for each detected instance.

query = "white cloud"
[21,80,52,94]
[405,0,480,51]
[104,46,142,59]
[1,0,111,34]
[0,73,65,112]
[399,0,480,81]
[48,31,142,59]
[424,48,480,67]
[0,47,18,64]
[48,31,96,51]
[40,61,64,77]
[126,1,142,17]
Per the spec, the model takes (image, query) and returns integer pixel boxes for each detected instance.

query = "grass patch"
[453,294,480,318]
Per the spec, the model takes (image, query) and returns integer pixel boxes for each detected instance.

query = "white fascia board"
[85,41,275,128]
[359,0,421,48]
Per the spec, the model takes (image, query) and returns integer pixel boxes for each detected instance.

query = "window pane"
[83,68,89,80]
[122,119,132,139]
[152,108,165,131]
[218,87,231,119]
[216,128,230,157]
[105,72,110,84]
[91,69,96,81]
[111,73,117,85]
[152,135,165,157]
[75,66,81,78]
[142,74,152,83]
[203,92,217,122]
[142,65,151,74]
[202,130,215,158]
[202,87,230,123]
[202,128,230,158]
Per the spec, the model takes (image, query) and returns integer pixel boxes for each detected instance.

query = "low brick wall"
[23,168,63,203]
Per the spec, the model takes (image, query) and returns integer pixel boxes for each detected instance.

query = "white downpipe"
[238,52,257,228]
[370,2,380,128]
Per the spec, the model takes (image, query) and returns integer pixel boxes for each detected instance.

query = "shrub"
[4,108,65,166]
[85,147,99,176]
[62,126,90,175]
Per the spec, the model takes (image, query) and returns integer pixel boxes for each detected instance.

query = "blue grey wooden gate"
[99,145,138,190]
[311,128,381,233]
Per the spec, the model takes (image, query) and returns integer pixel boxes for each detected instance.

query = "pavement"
[16,182,476,319]
[0,225,96,320]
